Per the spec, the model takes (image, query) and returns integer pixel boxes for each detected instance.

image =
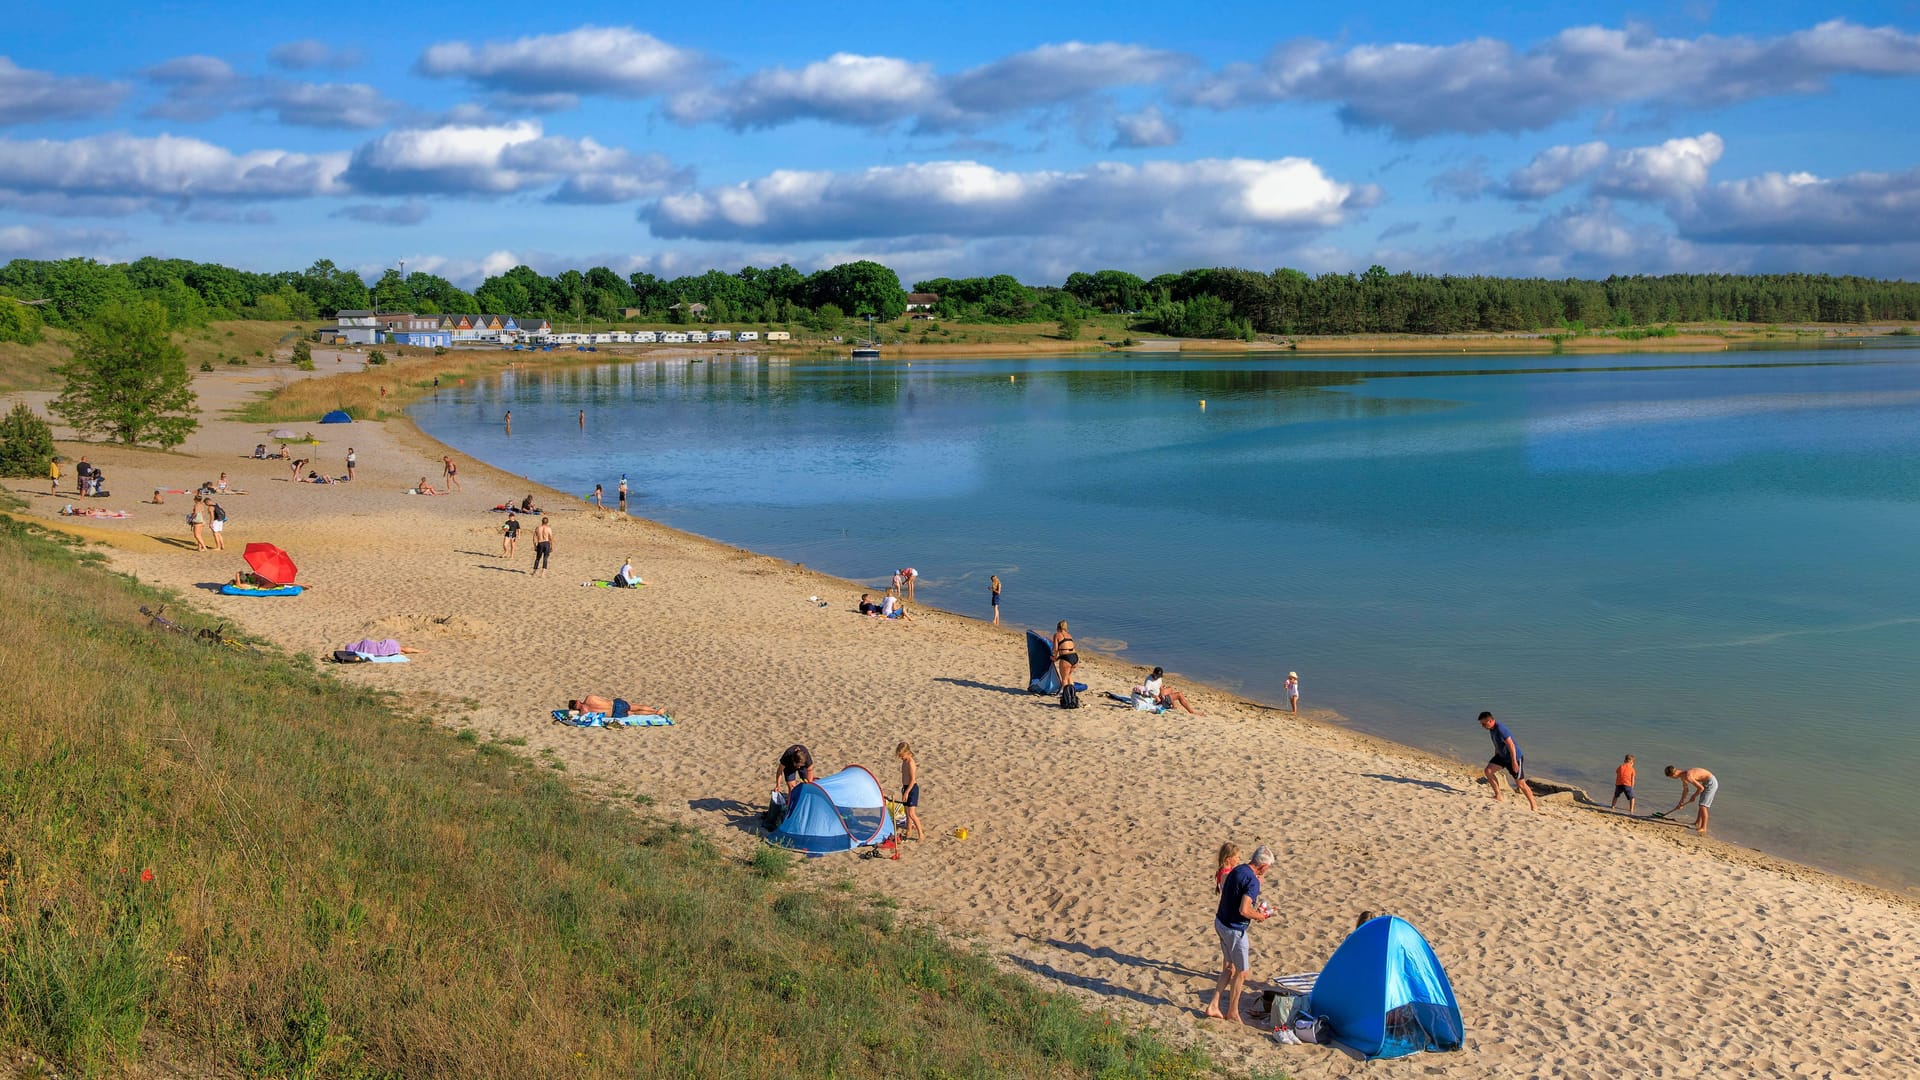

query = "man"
[442,455,461,492]
[531,517,553,577]
[1479,711,1540,812]
[774,744,815,798]
[1203,845,1274,1024]
[1664,765,1719,835]
[618,474,628,513]
[500,511,519,558]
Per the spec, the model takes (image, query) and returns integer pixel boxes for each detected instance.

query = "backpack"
[212,503,227,523]
[1059,683,1081,709]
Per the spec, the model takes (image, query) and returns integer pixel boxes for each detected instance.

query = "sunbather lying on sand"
[566,696,667,717]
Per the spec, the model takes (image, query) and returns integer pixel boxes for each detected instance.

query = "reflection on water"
[414,345,1920,892]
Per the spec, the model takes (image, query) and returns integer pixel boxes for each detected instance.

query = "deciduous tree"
[50,302,198,448]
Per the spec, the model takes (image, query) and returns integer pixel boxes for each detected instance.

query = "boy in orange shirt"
[1611,754,1637,813]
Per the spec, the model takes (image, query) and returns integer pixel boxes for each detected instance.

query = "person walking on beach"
[618,475,628,513]
[501,512,520,558]
[442,455,461,492]
[895,742,923,841]
[591,484,603,509]
[531,516,553,576]
[1052,621,1079,691]
[345,447,356,482]
[187,494,209,551]
[1479,711,1540,812]
[1203,845,1274,1024]
[48,457,59,495]
[1612,755,1637,813]
[1284,672,1300,715]
[990,574,1001,625]
[1663,765,1719,835]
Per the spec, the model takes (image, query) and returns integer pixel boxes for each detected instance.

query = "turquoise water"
[412,346,1920,892]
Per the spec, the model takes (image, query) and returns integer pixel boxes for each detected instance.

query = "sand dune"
[11,360,1917,1079]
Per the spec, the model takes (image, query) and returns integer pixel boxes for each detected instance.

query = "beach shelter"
[1024,631,1086,695]
[767,766,895,856]
[1306,915,1464,1060]
[320,409,353,424]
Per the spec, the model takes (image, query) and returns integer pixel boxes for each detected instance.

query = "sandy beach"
[9,358,1918,1079]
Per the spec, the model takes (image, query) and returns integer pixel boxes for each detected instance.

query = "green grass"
[0,506,1223,1080]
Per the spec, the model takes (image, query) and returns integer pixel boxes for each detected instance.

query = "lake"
[412,343,1920,893]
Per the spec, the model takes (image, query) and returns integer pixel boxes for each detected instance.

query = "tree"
[1056,313,1081,340]
[0,299,43,344]
[0,401,55,477]
[807,261,906,320]
[51,301,198,448]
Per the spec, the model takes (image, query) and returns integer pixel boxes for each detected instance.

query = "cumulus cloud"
[944,42,1191,114]
[142,54,398,128]
[0,132,349,206]
[1505,141,1611,200]
[644,157,1377,243]
[1111,106,1180,148]
[0,223,128,260]
[668,53,938,129]
[344,120,688,202]
[417,26,697,100]
[1429,159,1492,200]
[1595,133,1724,201]
[1460,200,1697,277]
[0,57,128,124]
[333,202,432,225]
[268,39,364,70]
[1678,167,1920,245]
[1185,19,1920,138]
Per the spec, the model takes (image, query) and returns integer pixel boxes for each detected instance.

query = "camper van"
[737,330,760,342]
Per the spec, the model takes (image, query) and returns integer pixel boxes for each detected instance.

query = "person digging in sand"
[1663,765,1719,835]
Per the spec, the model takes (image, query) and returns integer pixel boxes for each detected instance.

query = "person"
[896,742,923,841]
[518,493,536,513]
[858,592,882,616]
[1479,711,1540,812]
[1052,620,1079,691]
[442,455,460,492]
[208,500,227,551]
[345,447,356,481]
[289,457,309,482]
[152,488,164,505]
[48,457,58,495]
[614,558,640,588]
[990,574,1001,625]
[578,409,586,429]
[1213,842,1240,892]
[230,570,265,588]
[1142,666,1203,716]
[569,694,614,714]
[1664,765,1719,835]
[414,477,440,496]
[898,567,918,602]
[531,516,553,576]
[591,484,603,509]
[503,410,511,433]
[618,475,628,513]
[1612,754,1637,813]
[891,569,904,596]
[501,512,520,558]
[1202,845,1274,1024]
[775,744,814,798]
[216,472,230,493]
[187,494,209,551]
[1285,672,1300,715]
[880,588,898,618]
[253,443,267,459]
[74,457,90,490]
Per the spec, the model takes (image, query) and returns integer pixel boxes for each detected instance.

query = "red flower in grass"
[140,868,154,883]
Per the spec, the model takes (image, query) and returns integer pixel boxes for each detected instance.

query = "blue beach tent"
[1306,915,1464,1060]
[320,410,353,424]
[1025,631,1086,695]
[767,766,895,856]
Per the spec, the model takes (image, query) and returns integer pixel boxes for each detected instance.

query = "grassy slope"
[0,509,1227,1080]
[0,321,312,395]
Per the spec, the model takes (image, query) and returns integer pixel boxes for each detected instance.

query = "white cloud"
[1111,106,1180,149]
[0,57,128,124]
[0,223,128,260]
[1595,133,1724,201]
[668,53,938,130]
[268,40,364,70]
[142,54,398,129]
[945,41,1191,114]
[345,121,688,202]
[1505,141,1610,200]
[1678,167,1920,245]
[645,157,1376,243]
[417,26,697,98]
[1186,20,1920,138]
[333,202,432,225]
[0,132,349,205]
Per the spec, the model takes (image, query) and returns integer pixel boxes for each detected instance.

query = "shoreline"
[9,356,1918,1077]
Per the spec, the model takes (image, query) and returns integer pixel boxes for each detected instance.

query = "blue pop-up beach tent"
[1025,630,1086,694]
[1306,915,1464,1059]
[767,765,895,856]
[320,410,353,423]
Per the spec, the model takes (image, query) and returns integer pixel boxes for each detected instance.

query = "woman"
[1142,666,1203,716]
[990,574,1002,625]
[187,494,209,551]
[775,744,815,797]
[1052,620,1079,690]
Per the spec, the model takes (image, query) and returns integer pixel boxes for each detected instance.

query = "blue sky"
[5,1,1920,287]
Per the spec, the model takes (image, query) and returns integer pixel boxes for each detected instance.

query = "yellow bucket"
[953,827,970,841]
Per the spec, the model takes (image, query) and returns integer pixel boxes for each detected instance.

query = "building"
[905,292,940,319]
[668,302,708,320]
[620,307,644,318]
[333,309,379,345]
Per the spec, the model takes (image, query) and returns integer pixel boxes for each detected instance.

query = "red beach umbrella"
[243,542,298,586]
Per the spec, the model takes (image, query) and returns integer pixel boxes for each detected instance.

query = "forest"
[4,254,1918,347]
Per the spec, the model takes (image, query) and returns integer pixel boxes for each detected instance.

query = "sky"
[5,0,1920,288]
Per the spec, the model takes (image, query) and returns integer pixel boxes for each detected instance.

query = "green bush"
[199,360,213,372]
[366,351,387,366]
[0,401,55,477]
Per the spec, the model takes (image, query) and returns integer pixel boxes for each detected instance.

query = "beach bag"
[331,650,370,663]
[1059,683,1081,709]
[212,503,227,523]
[762,790,788,830]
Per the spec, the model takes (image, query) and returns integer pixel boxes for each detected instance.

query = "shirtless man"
[1663,766,1720,835]
[531,517,553,576]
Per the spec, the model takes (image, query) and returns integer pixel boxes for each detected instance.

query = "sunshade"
[243,542,298,585]
[269,428,299,439]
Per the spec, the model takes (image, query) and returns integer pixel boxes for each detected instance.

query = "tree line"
[6,256,1920,345]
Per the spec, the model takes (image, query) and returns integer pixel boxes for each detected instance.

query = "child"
[1214,842,1240,892]
[895,742,923,841]
[1612,754,1637,813]
[1284,672,1300,714]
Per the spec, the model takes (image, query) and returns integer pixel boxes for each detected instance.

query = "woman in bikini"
[1052,620,1079,690]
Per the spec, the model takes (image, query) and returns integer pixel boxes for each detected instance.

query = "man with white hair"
[1203,845,1274,1024]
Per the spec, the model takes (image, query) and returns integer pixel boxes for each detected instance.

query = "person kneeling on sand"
[1203,845,1274,1024]
[1663,765,1719,835]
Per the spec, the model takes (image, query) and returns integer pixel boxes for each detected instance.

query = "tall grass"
[0,510,1222,1080]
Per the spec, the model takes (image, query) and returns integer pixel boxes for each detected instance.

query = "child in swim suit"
[896,742,923,841]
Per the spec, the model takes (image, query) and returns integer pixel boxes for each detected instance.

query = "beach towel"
[1107,691,1167,713]
[346,637,403,656]
[585,579,645,588]
[220,583,304,597]
[550,709,674,727]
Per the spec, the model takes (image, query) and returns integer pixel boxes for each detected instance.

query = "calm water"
[413,346,1920,892]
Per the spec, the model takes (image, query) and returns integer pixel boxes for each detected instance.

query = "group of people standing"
[1480,712,1720,834]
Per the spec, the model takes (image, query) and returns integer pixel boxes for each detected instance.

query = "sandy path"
[9,358,1916,1079]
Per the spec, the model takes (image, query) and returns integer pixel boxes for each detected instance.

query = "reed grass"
[0,508,1223,1079]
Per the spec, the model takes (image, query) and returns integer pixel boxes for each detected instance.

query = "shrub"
[293,358,315,371]
[199,360,213,372]
[366,351,387,366]
[290,340,312,365]
[226,357,247,366]
[0,401,55,477]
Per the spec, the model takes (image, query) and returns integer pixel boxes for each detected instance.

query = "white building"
[333,309,379,345]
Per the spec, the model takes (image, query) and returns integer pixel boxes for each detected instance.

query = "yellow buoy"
[1199,399,1206,409]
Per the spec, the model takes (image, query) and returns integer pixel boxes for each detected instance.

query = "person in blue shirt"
[1480,711,1540,812]
[1202,845,1274,1024]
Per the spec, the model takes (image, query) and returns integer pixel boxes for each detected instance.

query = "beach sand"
[10,359,1917,1079]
